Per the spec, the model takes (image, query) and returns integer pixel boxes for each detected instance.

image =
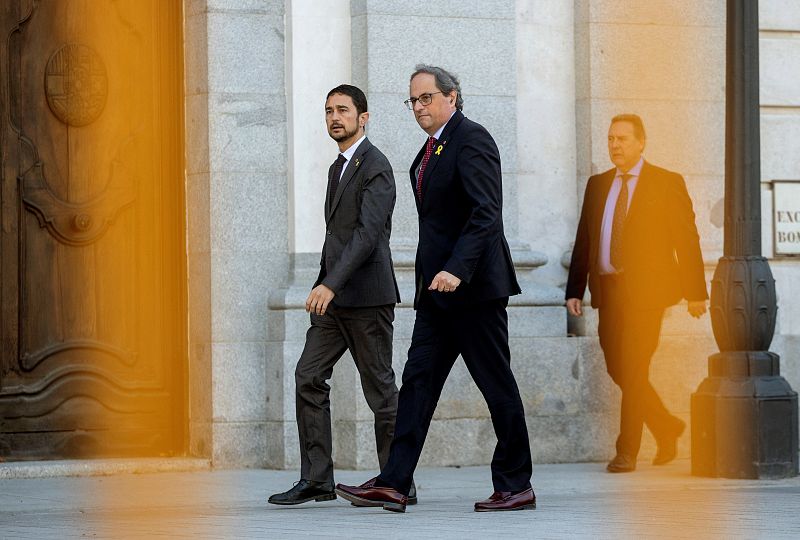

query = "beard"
[329,123,359,142]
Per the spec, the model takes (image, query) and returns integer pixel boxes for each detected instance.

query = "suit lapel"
[324,160,336,223]
[587,169,616,269]
[594,169,617,232]
[409,144,426,213]
[625,161,652,225]
[328,138,371,221]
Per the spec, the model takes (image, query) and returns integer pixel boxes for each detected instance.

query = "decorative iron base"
[691,351,798,478]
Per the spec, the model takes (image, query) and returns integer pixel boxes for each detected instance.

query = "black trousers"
[377,294,532,495]
[598,274,680,458]
[295,303,398,483]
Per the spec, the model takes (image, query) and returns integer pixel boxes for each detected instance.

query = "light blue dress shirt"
[598,157,644,274]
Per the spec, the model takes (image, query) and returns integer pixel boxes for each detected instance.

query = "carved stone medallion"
[45,44,108,127]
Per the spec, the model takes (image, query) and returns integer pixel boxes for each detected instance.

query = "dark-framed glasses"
[404,91,443,110]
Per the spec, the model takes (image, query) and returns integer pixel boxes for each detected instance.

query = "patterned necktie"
[327,154,346,211]
[416,137,437,200]
[609,173,633,272]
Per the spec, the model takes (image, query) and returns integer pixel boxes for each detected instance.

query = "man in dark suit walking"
[565,114,708,473]
[268,85,402,505]
[335,65,534,513]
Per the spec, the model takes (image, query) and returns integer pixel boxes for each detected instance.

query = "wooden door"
[0,0,186,459]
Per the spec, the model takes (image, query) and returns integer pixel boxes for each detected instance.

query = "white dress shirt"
[337,135,366,180]
[415,111,456,180]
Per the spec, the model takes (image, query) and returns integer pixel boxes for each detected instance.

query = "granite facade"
[180,0,800,470]
[185,0,289,467]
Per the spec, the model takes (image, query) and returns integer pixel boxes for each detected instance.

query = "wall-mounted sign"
[773,180,800,256]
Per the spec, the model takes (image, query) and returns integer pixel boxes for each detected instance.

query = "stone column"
[516,0,577,287]
[266,0,352,469]
[185,0,289,467]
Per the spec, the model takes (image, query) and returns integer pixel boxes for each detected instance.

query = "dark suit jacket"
[316,138,400,307]
[410,110,520,309]
[566,161,708,309]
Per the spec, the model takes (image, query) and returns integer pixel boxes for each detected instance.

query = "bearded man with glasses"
[335,65,535,513]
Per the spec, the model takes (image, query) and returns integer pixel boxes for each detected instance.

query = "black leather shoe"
[653,418,686,466]
[268,479,336,505]
[606,454,636,473]
[408,483,417,505]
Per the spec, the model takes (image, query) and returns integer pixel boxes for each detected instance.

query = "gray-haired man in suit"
[269,84,405,505]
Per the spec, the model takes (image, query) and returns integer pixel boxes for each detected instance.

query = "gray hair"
[411,64,463,111]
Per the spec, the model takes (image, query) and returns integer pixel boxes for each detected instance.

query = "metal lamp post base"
[691,351,798,478]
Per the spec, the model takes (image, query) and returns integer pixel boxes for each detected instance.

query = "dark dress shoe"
[335,482,408,513]
[474,488,536,512]
[267,479,336,505]
[653,418,686,466]
[357,477,417,505]
[606,454,636,473]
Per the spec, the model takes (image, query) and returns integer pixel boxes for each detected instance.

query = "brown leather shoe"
[606,454,636,473]
[653,418,686,466]
[474,488,536,512]
[357,477,417,505]
[335,482,408,513]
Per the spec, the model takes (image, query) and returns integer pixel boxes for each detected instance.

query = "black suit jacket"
[410,110,520,309]
[566,161,708,309]
[316,138,400,307]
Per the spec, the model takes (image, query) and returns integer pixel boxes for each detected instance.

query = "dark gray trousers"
[598,274,677,459]
[295,302,398,483]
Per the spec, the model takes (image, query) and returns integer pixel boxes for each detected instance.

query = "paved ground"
[1,459,799,539]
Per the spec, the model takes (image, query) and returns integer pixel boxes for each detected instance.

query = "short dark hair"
[326,84,368,116]
[611,114,646,142]
[410,64,463,111]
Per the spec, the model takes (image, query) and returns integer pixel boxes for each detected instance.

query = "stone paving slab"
[0,458,211,479]
[1,460,799,539]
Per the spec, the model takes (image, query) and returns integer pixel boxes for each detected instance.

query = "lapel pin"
[355,158,360,167]
[435,145,443,156]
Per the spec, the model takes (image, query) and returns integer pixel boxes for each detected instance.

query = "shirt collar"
[340,135,366,162]
[616,157,644,178]
[431,111,457,141]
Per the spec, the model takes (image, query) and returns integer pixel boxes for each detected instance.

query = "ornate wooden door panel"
[0,0,185,459]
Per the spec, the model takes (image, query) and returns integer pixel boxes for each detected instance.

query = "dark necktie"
[327,154,346,211]
[609,173,633,271]
[416,137,437,200]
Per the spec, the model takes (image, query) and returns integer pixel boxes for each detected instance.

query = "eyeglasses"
[404,92,443,110]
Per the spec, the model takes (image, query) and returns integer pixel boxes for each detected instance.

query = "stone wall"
[759,0,800,401]
[184,0,800,469]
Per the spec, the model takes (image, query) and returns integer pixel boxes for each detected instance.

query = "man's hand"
[566,298,583,317]
[306,284,335,315]
[688,300,707,319]
[429,271,461,293]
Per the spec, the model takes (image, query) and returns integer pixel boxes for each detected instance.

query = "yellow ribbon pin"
[435,145,443,156]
